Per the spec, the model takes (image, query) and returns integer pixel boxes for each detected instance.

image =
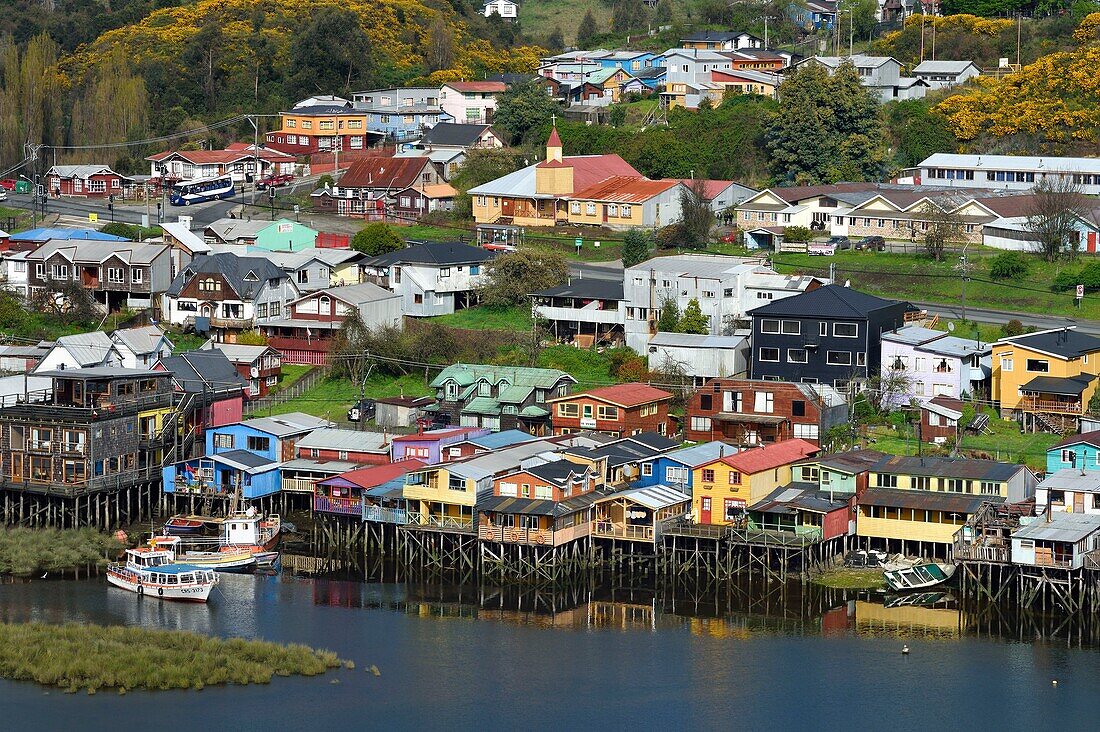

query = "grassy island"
[0,623,345,692]
[0,527,123,578]
[811,568,886,590]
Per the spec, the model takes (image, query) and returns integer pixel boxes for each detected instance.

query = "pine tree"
[677,298,709,334]
[656,297,681,332]
[576,11,598,49]
[621,229,652,268]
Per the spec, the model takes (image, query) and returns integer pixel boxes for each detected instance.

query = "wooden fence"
[243,366,328,416]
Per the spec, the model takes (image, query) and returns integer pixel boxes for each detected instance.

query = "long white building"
[918,153,1100,194]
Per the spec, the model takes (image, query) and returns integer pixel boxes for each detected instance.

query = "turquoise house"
[1048,431,1100,473]
[792,449,886,494]
[204,218,319,252]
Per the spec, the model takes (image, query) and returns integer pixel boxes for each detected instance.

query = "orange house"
[477,458,602,547]
[547,383,674,438]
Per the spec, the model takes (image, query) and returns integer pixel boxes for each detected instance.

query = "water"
[3,572,1100,731]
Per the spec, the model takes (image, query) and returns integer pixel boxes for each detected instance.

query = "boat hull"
[181,552,257,573]
[164,518,206,535]
[106,569,214,602]
[883,562,956,593]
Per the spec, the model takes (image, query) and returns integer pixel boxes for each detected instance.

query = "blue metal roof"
[467,429,540,450]
[365,476,407,498]
[10,228,128,242]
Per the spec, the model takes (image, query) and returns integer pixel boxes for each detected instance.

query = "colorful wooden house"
[636,441,736,495]
[548,383,674,438]
[1048,430,1100,474]
[748,485,852,540]
[855,488,1001,557]
[691,439,820,525]
[790,449,884,495]
[592,485,691,545]
[1010,512,1100,570]
[866,455,1036,503]
[314,459,424,517]
[440,429,540,463]
[162,450,281,501]
[391,427,490,464]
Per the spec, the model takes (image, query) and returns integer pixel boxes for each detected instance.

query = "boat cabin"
[592,485,690,544]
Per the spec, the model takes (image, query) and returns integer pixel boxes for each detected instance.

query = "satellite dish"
[250,366,260,378]
[947,322,955,332]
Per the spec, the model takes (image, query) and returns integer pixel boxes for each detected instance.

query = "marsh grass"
[0,623,345,692]
[0,527,123,577]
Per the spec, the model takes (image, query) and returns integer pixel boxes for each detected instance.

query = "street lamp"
[19,174,37,229]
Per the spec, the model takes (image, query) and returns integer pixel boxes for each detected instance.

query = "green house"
[203,218,319,252]
[427,363,577,435]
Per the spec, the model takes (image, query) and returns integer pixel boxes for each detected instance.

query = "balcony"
[533,305,623,325]
[593,520,654,542]
[313,496,362,516]
[208,316,252,330]
[364,506,408,525]
[0,465,160,497]
[0,388,173,420]
[404,511,474,533]
[1018,397,1082,415]
[478,524,552,545]
[281,477,319,494]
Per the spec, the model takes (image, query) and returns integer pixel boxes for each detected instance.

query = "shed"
[592,485,690,543]
[375,395,435,428]
[1011,513,1100,570]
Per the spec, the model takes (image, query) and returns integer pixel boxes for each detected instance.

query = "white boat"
[107,546,218,602]
[883,561,956,592]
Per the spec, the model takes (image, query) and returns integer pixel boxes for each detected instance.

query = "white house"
[796,55,928,102]
[623,254,827,352]
[1034,470,1100,516]
[110,325,175,369]
[917,153,1100,195]
[483,0,518,19]
[1011,512,1100,570]
[659,49,733,108]
[34,332,123,373]
[361,241,494,317]
[439,81,507,125]
[646,332,750,383]
[880,325,991,403]
[0,250,31,297]
[911,60,981,89]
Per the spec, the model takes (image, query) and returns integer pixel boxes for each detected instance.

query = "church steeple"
[546,121,562,163]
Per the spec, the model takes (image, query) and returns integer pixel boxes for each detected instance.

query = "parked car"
[826,235,851,250]
[0,189,7,202]
[257,173,294,190]
[719,230,738,244]
[346,399,376,423]
[0,179,15,191]
[855,235,886,251]
[431,412,452,429]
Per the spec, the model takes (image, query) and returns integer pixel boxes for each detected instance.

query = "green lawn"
[520,0,613,41]
[398,223,471,242]
[0,205,33,233]
[271,364,311,393]
[168,331,206,354]
[928,319,1005,344]
[271,373,433,422]
[433,305,533,331]
[535,345,618,388]
[770,249,1100,319]
[866,412,1059,471]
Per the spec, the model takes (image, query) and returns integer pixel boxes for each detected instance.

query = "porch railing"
[313,496,362,516]
[281,477,319,493]
[364,506,408,525]
[478,524,551,545]
[1018,397,1082,415]
[404,511,473,531]
[593,521,653,541]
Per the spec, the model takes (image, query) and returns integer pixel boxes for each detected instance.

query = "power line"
[45,115,254,151]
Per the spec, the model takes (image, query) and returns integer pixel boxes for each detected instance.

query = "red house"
[311,155,443,217]
[547,383,674,438]
[313,459,424,516]
[45,165,133,198]
[199,342,283,399]
[919,395,966,444]
[153,351,247,451]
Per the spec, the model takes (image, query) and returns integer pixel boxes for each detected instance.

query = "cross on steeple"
[551,113,557,127]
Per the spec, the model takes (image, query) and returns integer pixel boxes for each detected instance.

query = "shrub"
[1052,261,1100,292]
[1000,319,1025,337]
[783,225,814,243]
[351,223,404,256]
[988,251,1029,280]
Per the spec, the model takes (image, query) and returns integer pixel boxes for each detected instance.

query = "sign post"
[574,237,582,255]
[1077,284,1084,308]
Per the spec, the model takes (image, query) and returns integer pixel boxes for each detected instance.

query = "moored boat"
[163,517,206,535]
[150,536,257,573]
[883,561,956,592]
[107,546,218,602]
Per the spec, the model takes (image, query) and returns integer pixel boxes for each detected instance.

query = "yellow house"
[403,462,482,531]
[856,488,999,556]
[867,455,1036,503]
[566,177,685,231]
[585,67,634,102]
[991,328,1100,430]
[691,439,819,525]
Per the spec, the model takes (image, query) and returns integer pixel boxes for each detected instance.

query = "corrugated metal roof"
[857,487,999,513]
[597,484,689,510]
[295,428,390,452]
[1013,512,1100,543]
[111,325,170,356]
[242,412,333,437]
[871,454,1026,482]
[47,332,118,367]
[649,332,748,349]
[1037,469,1100,493]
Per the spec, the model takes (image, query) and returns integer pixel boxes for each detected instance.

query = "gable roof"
[570,176,681,203]
[595,484,689,510]
[166,252,286,298]
[430,363,574,390]
[996,328,1100,359]
[49,332,118,367]
[111,325,172,356]
[296,428,390,453]
[318,459,425,490]
[199,342,279,364]
[1053,429,1100,450]
[340,156,430,190]
[10,228,128,243]
[912,60,980,75]
[548,382,673,407]
[714,439,819,474]
[239,412,333,437]
[1013,512,1100,543]
[365,241,493,267]
[871,454,1027,481]
[26,239,168,265]
[443,81,507,93]
[46,164,131,180]
[749,283,908,318]
[468,155,640,199]
[290,282,400,308]
[156,350,248,394]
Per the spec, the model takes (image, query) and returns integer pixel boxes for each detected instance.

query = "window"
[876,473,897,488]
[759,347,779,362]
[1000,356,1013,372]
[597,405,619,420]
[787,348,807,363]
[914,380,925,395]
[833,323,857,338]
[857,352,866,367]
[946,478,967,493]
[50,264,69,281]
[666,466,688,484]
[621,205,631,217]
[781,320,800,335]
[826,351,852,366]
[414,294,423,304]
[586,203,596,216]
[558,403,579,417]
[690,416,711,432]
[980,481,1000,495]
[1025,358,1049,373]
[793,423,819,440]
[213,433,234,450]
[247,436,271,452]
[791,400,806,417]
[702,469,715,483]
[608,204,619,217]
[728,471,741,485]
[761,319,780,334]
[754,391,774,413]
[570,201,580,214]
[913,476,931,491]
[642,463,653,477]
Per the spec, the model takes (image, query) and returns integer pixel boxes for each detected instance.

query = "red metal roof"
[715,439,820,474]
[547,127,562,147]
[445,81,507,93]
[552,382,674,407]
[340,156,431,190]
[571,176,681,203]
[533,154,641,193]
[320,459,425,490]
[668,179,737,200]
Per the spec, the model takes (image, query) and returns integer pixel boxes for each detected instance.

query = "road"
[3,192,240,230]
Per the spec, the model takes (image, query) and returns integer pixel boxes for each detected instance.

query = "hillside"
[933,13,1100,152]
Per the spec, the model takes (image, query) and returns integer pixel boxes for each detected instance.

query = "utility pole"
[248,115,259,206]
[957,246,972,322]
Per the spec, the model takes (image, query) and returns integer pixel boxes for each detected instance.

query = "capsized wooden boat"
[883,562,956,592]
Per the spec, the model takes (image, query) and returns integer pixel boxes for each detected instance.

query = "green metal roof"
[464,397,502,415]
[519,405,550,418]
[430,364,574,390]
[498,385,535,403]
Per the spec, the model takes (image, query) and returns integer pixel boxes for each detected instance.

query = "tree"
[654,0,673,23]
[783,225,814,243]
[351,223,405,256]
[1026,176,1092,262]
[99,223,138,240]
[621,229,652,267]
[478,250,568,307]
[317,174,335,189]
[865,366,913,413]
[576,11,598,48]
[677,298,709,334]
[236,330,268,345]
[450,149,526,218]
[546,27,566,53]
[679,180,715,248]
[1001,319,1025,337]
[288,8,373,97]
[918,202,964,262]
[423,14,456,73]
[656,296,681,332]
[494,80,562,145]
[989,251,1029,280]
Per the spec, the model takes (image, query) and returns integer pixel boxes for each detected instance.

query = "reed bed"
[0,623,345,692]
[0,527,123,577]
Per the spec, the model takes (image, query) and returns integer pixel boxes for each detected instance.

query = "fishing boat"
[883,561,956,592]
[107,546,218,602]
[163,517,206,535]
[149,536,257,573]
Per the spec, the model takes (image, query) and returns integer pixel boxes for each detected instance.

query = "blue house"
[636,441,735,495]
[206,412,333,463]
[593,51,661,72]
[1048,431,1100,474]
[790,0,836,31]
[162,451,282,500]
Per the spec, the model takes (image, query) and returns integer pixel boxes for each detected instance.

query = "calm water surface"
[2,572,1099,731]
